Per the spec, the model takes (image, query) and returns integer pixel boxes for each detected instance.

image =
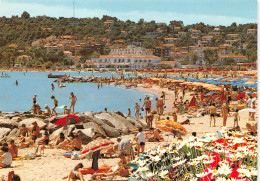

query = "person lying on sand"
[147,128,161,142]
[19,138,34,149]
[62,163,85,181]
[54,133,65,148]
[95,152,131,179]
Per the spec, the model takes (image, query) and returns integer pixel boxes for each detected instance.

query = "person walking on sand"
[69,92,77,114]
[142,97,151,124]
[51,96,58,115]
[209,103,217,127]
[134,103,140,119]
[222,103,229,127]
[233,109,240,128]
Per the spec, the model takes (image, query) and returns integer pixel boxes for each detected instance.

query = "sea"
[0,71,157,115]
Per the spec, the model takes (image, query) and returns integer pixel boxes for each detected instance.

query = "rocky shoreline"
[0,111,147,144]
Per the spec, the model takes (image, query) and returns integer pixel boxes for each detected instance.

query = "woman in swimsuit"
[31,122,40,143]
[18,124,30,137]
[62,163,84,181]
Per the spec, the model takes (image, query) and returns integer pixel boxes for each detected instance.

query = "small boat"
[1,75,11,78]
[59,84,66,88]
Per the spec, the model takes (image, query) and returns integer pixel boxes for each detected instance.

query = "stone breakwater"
[54,76,115,83]
[0,111,147,144]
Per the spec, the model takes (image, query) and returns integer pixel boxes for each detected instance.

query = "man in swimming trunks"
[209,103,217,127]
[51,96,58,115]
[69,92,77,114]
[233,109,240,128]
[142,97,151,124]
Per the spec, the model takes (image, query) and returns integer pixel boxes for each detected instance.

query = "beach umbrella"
[239,108,257,113]
[156,120,187,135]
[220,91,226,101]
[50,114,82,125]
[189,96,196,107]
[80,139,115,155]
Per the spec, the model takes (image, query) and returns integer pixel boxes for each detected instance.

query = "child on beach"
[51,96,58,115]
[44,105,51,116]
[233,109,240,128]
[8,140,18,158]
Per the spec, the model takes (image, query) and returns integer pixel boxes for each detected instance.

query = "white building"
[95,45,161,69]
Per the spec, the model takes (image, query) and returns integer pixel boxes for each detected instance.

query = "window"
[118,59,121,62]
[139,60,142,63]
[122,59,124,62]
[135,60,138,62]
[148,60,151,63]
[144,60,147,63]
[114,59,116,63]
[128,59,130,63]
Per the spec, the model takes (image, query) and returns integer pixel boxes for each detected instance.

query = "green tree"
[203,49,218,66]
[188,51,199,64]
[90,51,101,58]
[21,11,30,19]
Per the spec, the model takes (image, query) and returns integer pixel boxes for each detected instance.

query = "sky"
[0,0,257,26]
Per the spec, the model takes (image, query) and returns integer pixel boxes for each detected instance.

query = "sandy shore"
[0,84,257,181]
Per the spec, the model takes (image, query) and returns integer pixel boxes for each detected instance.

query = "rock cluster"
[0,111,146,144]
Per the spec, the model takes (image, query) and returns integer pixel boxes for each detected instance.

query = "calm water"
[0,71,156,114]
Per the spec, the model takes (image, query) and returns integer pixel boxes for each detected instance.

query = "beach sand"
[0,84,256,181]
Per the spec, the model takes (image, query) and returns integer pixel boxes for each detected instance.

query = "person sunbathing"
[19,138,34,149]
[54,133,65,148]
[62,163,85,181]
[37,132,49,146]
[147,128,161,142]
[95,152,131,179]
[18,124,30,137]
[65,133,82,151]
[8,140,18,158]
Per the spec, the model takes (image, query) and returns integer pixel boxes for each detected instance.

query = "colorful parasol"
[80,139,115,155]
[189,96,196,107]
[50,114,82,125]
[156,120,187,135]
[220,91,226,101]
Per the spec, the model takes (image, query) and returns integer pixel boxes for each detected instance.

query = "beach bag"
[71,152,80,160]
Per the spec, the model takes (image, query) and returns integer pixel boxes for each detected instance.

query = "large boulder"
[78,115,91,123]
[83,112,94,117]
[49,125,76,141]
[126,117,147,128]
[0,128,11,141]
[46,123,63,133]
[94,113,128,134]
[8,128,19,138]
[11,116,22,122]
[0,119,18,129]
[84,116,120,137]
[72,129,93,144]
[110,112,135,129]
[83,122,106,137]
[19,118,47,129]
